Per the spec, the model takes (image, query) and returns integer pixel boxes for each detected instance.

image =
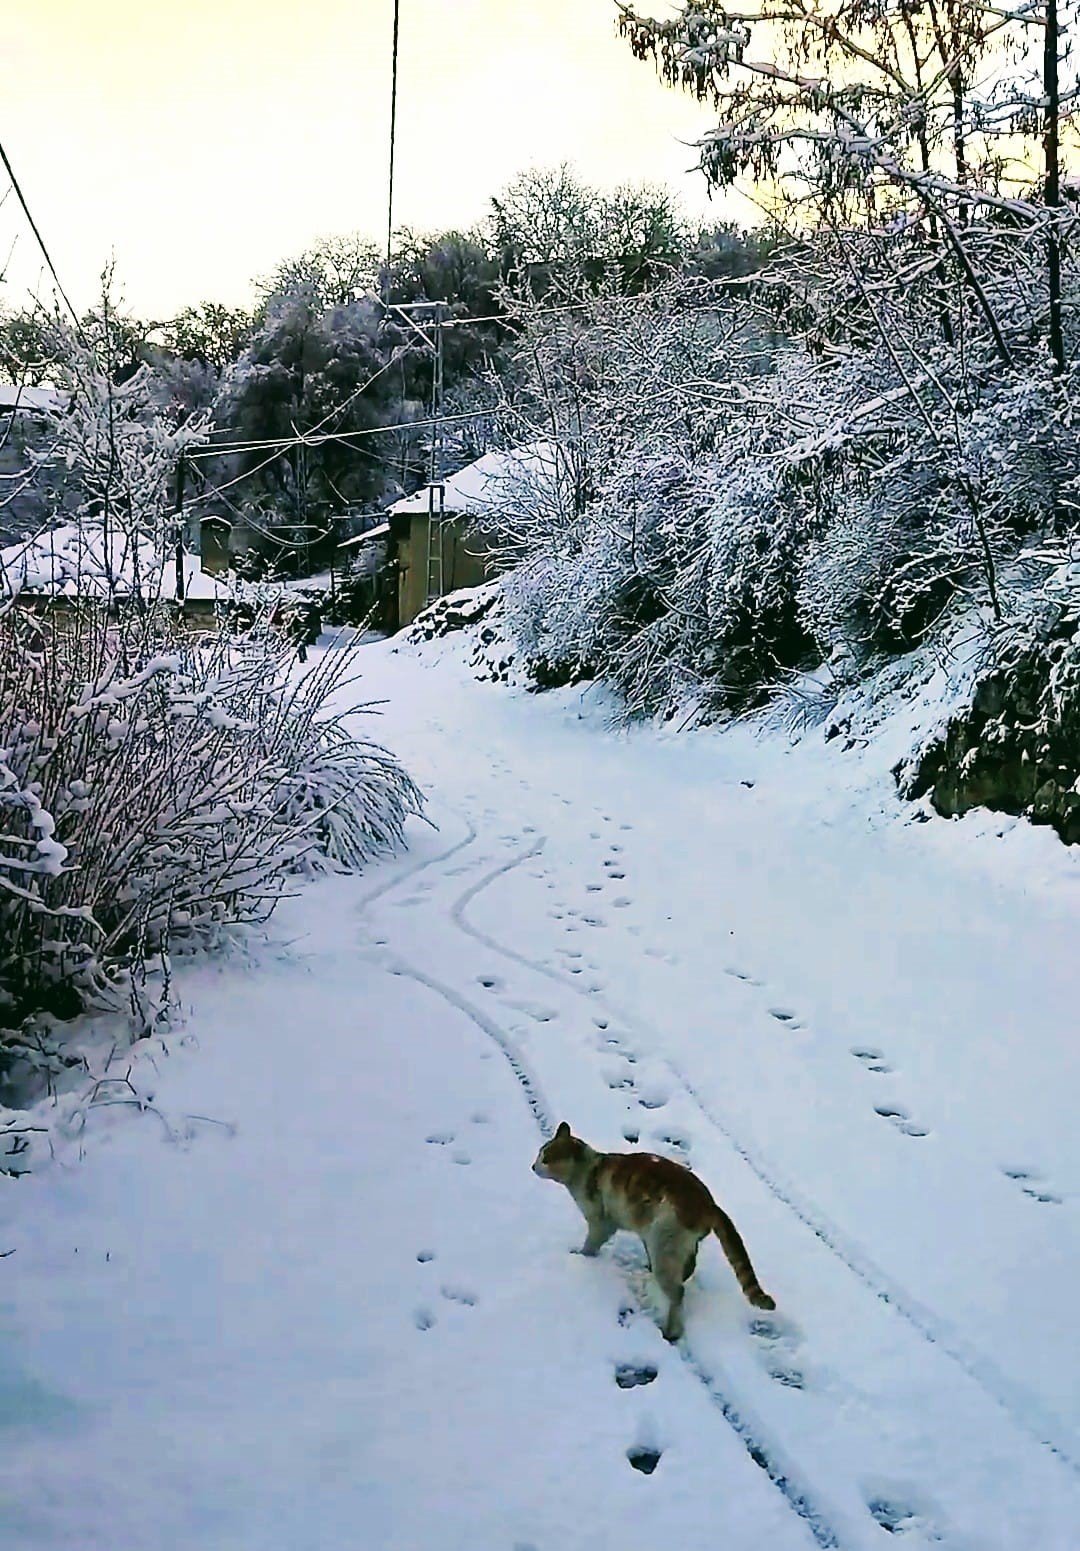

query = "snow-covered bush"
[0,605,420,1068]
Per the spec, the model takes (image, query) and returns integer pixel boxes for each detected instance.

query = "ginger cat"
[533,1122,774,1341]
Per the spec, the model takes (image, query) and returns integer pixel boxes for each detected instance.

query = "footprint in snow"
[769,1007,801,1026]
[637,1083,670,1112]
[604,1043,636,1063]
[451,1149,472,1165]
[653,1131,690,1156]
[440,1284,478,1307]
[865,1493,944,1541]
[622,1127,641,1144]
[749,1312,806,1390]
[852,1046,893,1073]
[1002,1166,1063,1204]
[875,1106,929,1138]
[614,1362,657,1388]
[586,882,604,893]
[413,1307,436,1331]
[416,1249,436,1263]
[725,967,763,987]
[426,1130,455,1146]
[627,1446,662,1474]
[477,974,502,991]
[613,897,633,909]
[517,1002,557,1024]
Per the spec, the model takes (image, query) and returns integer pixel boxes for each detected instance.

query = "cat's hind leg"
[649,1224,692,1341]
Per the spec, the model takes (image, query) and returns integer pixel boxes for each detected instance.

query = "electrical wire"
[0,139,86,341]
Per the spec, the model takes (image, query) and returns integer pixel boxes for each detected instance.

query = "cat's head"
[532,1121,584,1181]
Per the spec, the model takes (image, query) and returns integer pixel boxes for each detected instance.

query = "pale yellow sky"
[2,0,732,319]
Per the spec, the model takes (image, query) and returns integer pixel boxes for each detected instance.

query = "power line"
[384,0,401,300]
[184,408,490,462]
[0,138,85,341]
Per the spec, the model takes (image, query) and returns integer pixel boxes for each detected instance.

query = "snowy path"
[2,633,1078,1549]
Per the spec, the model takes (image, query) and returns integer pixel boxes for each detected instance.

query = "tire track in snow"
[363,940,844,1551]
[354,814,479,914]
[448,842,1080,1484]
[378,957,554,1138]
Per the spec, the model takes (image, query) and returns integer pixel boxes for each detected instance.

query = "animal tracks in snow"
[440,1283,479,1307]
[614,1362,658,1389]
[865,1491,945,1541]
[1002,1166,1063,1205]
[768,1007,804,1028]
[370,809,1080,1541]
[725,966,762,986]
[748,1313,807,1393]
[874,1105,930,1140]
[851,1046,894,1075]
[411,1283,479,1332]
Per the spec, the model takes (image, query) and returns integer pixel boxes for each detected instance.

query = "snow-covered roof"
[339,521,390,549]
[387,441,560,519]
[0,383,64,416]
[0,523,231,602]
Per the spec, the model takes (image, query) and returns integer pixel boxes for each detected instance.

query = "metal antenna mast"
[425,303,446,603]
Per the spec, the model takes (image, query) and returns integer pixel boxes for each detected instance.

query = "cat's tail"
[712,1208,775,1310]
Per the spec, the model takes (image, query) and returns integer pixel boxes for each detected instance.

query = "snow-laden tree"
[39,287,210,610]
[489,165,692,294]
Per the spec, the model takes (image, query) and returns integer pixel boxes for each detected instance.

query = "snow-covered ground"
[2,626,1078,1550]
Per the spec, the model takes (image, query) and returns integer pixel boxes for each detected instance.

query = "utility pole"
[174,451,186,604]
[1044,0,1066,377]
[425,302,446,603]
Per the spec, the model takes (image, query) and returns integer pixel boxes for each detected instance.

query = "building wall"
[396,513,495,627]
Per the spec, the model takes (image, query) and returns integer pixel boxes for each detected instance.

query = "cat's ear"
[554,1121,570,1139]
